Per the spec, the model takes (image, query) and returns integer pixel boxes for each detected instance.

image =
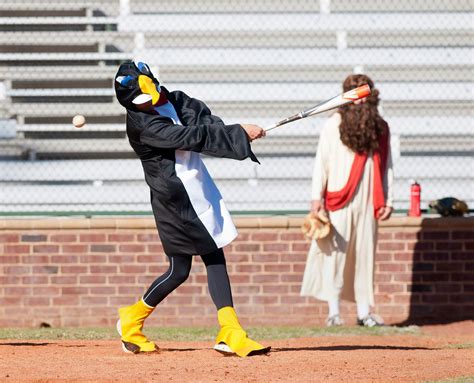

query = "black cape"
[126,88,258,256]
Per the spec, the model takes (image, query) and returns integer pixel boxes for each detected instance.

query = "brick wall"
[0,216,472,327]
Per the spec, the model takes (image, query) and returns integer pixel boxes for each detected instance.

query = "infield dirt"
[0,321,473,382]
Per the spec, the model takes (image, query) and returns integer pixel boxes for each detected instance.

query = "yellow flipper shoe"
[117,299,158,354]
[214,306,270,357]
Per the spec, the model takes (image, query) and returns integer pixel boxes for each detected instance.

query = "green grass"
[446,342,474,350]
[0,325,420,342]
[422,377,474,383]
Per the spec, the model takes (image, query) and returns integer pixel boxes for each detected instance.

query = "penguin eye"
[136,62,150,75]
[116,75,134,87]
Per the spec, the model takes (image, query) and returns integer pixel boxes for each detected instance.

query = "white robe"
[300,113,393,306]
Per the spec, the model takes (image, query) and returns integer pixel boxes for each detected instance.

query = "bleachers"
[0,0,473,213]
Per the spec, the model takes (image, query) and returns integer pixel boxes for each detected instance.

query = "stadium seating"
[0,0,472,213]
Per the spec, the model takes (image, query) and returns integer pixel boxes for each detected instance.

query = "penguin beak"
[137,75,160,105]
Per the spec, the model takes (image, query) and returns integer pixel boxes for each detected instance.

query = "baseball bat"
[264,84,371,132]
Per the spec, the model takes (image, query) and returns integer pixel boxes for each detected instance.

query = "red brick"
[262,285,289,294]
[436,242,463,251]
[393,253,413,262]
[280,233,306,241]
[251,253,279,263]
[378,284,405,293]
[374,274,392,282]
[422,273,450,282]
[251,232,278,242]
[4,265,31,275]
[263,243,289,252]
[375,252,393,261]
[0,234,20,243]
[33,244,59,254]
[51,276,78,284]
[108,254,136,263]
[423,252,449,261]
[377,232,393,240]
[280,296,307,305]
[51,255,79,264]
[407,242,434,251]
[378,263,405,273]
[4,286,32,296]
[175,286,203,295]
[230,274,251,284]
[119,265,147,274]
[118,286,143,295]
[108,234,135,242]
[394,232,419,240]
[264,264,291,273]
[252,295,279,304]
[252,274,279,284]
[108,275,136,284]
[374,294,393,303]
[62,287,88,295]
[234,244,260,252]
[25,297,51,306]
[33,287,61,296]
[119,244,146,253]
[22,276,48,285]
[423,231,449,240]
[21,234,47,242]
[464,242,474,250]
[22,255,49,264]
[233,296,250,305]
[235,264,262,273]
[53,297,80,306]
[434,284,462,293]
[379,242,405,251]
[0,255,20,264]
[90,286,117,295]
[422,295,448,304]
[394,274,412,282]
[62,244,88,253]
[137,255,159,263]
[79,275,107,284]
[233,285,260,295]
[90,265,117,274]
[4,244,30,254]
[60,265,88,274]
[435,262,464,272]
[225,253,249,263]
[79,234,106,242]
[81,296,109,305]
[50,234,77,242]
[293,264,306,272]
[137,233,160,242]
[292,243,310,252]
[147,244,164,253]
[0,275,21,284]
[90,244,116,253]
[148,265,168,274]
[80,255,107,263]
[452,231,474,240]
[281,274,302,283]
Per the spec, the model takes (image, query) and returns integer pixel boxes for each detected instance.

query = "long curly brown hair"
[338,74,388,154]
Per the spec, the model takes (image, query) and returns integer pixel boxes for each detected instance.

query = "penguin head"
[114,61,161,111]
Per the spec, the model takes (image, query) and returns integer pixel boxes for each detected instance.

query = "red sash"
[325,129,389,218]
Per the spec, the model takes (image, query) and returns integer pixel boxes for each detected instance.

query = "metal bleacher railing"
[0,0,473,214]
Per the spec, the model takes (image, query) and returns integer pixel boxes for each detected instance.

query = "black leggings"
[142,248,233,310]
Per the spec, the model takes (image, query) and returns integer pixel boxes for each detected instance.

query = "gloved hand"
[301,211,331,240]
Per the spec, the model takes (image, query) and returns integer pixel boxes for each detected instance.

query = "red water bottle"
[408,180,421,217]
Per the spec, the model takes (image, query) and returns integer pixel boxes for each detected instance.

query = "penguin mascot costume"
[114,61,270,357]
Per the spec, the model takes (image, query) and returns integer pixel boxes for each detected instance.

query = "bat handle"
[264,124,279,132]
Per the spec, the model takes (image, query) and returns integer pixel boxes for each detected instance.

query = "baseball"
[72,115,86,128]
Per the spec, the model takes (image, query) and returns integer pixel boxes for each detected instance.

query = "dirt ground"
[0,322,473,383]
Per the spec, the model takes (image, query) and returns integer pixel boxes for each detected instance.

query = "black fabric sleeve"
[138,115,259,163]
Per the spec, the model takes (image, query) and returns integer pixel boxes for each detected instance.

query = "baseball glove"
[301,211,331,241]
